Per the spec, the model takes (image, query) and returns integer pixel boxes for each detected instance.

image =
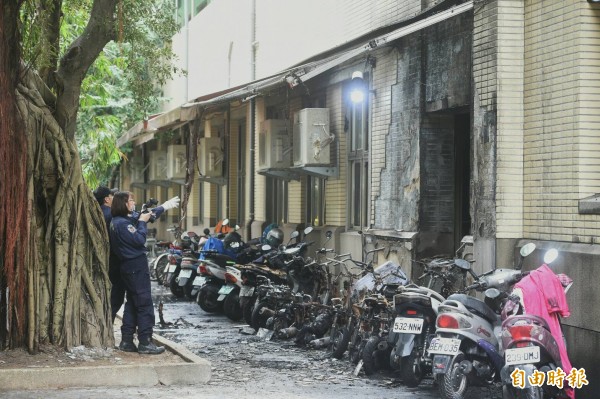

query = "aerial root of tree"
[12,68,114,351]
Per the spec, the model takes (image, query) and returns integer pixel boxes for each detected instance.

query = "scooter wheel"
[223,288,243,321]
[400,348,423,388]
[169,273,184,298]
[241,298,255,326]
[330,326,351,359]
[197,284,223,313]
[439,351,468,399]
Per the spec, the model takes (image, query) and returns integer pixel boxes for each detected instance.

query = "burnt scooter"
[430,243,536,399]
[500,247,574,399]
[238,257,289,325]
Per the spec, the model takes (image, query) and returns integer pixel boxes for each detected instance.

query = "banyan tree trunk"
[1,67,114,352]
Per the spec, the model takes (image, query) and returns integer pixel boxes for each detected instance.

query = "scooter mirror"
[454,259,471,270]
[304,226,314,235]
[484,288,501,299]
[326,230,333,239]
[544,248,559,264]
[290,231,299,239]
[520,243,536,258]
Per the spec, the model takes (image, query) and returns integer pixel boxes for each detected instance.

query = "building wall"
[162,0,438,111]
[370,48,398,228]
[523,0,600,243]
[496,0,524,240]
[324,83,347,227]
[374,35,422,232]
[472,0,499,272]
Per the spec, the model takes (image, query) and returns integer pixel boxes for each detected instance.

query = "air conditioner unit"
[166,145,187,180]
[198,137,223,178]
[148,150,168,181]
[293,108,331,166]
[258,120,291,170]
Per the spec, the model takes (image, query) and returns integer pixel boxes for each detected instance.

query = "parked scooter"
[238,262,288,325]
[430,244,536,399]
[388,258,471,387]
[500,247,574,399]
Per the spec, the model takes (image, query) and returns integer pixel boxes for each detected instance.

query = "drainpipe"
[247,0,256,240]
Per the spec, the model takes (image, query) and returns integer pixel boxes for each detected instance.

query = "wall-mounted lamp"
[350,71,366,104]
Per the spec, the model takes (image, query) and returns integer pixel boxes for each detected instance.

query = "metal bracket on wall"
[257,168,302,181]
[197,176,227,186]
[291,166,339,179]
[131,183,152,190]
[149,180,175,188]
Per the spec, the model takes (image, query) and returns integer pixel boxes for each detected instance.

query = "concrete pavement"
[0,328,211,392]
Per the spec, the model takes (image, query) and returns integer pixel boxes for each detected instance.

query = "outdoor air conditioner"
[293,108,332,166]
[258,119,291,169]
[148,150,168,181]
[198,137,223,178]
[166,144,187,180]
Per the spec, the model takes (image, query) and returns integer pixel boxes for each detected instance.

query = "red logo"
[477,326,491,337]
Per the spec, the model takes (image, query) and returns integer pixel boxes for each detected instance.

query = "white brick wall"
[325,84,347,226]
[523,0,600,241]
[254,98,266,222]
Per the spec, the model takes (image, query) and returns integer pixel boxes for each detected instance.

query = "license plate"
[218,285,235,295]
[192,276,206,286]
[168,264,177,273]
[428,337,461,355]
[505,346,540,366]
[393,317,424,333]
[240,286,255,297]
[179,269,192,279]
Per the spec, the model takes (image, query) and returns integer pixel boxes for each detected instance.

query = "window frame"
[346,83,370,229]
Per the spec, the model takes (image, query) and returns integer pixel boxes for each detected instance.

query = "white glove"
[161,196,180,211]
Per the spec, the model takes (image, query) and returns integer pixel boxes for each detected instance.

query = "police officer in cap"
[110,191,180,354]
[94,186,123,321]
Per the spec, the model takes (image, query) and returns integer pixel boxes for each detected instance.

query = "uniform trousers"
[120,255,154,343]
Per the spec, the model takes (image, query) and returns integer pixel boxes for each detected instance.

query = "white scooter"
[429,244,536,399]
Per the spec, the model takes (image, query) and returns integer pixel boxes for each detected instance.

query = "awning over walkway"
[118,0,473,147]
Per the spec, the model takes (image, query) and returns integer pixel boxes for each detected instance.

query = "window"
[307,176,325,227]
[176,0,211,27]
[347,86,369,228]
[175,0,186,27]
[266,177,288,225]
[193,0,211,16]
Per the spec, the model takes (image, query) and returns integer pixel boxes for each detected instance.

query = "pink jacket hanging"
[515,264,574,399]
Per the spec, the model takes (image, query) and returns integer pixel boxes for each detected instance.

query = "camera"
[141,198,158,222]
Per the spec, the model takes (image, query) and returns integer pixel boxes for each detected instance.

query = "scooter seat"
[447,293,498,324]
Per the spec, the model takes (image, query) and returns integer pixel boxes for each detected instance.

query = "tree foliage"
[21,0,182,188]
[0,0,181,351]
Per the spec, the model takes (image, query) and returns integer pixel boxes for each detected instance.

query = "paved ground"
[1,280,503,398]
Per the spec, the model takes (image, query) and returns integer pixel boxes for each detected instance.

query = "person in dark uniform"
[109,191,180,354]
[93,186,123,322]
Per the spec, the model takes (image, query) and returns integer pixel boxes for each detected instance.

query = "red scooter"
[500,248,574,399]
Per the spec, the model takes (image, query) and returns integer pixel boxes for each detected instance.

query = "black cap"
[93,186,118,204]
